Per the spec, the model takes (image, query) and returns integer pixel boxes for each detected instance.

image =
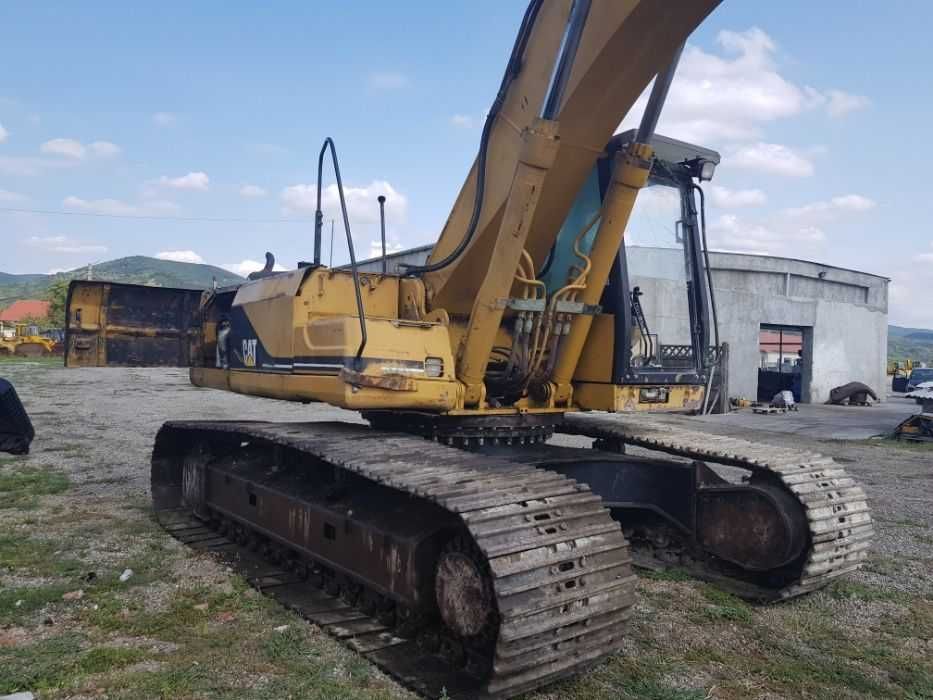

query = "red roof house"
[0,300,51,322]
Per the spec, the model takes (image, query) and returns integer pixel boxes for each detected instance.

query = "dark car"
[906,368,933,392]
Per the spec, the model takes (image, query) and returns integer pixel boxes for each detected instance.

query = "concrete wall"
[352,245,890,404]
[626,247,889,403]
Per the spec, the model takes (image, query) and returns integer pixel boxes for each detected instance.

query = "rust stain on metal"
[339,367,417,392]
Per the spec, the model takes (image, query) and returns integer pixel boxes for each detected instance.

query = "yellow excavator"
[64,2,873,696]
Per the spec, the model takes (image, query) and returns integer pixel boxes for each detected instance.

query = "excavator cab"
[555,131,721,412]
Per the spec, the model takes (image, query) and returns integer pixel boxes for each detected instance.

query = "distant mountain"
[889,325,933,364]
[0,256,245,308]
[889,325,932,338]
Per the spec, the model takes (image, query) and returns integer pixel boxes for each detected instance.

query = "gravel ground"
[1,360,932,699]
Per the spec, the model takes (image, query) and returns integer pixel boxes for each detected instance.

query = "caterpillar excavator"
[64,1,874,697]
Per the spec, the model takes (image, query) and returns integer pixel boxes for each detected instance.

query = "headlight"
[639,387,670,403]
[424,357,444,378]
[699,159,716,181]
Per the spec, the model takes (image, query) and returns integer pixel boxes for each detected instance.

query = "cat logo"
[242,338,258,367]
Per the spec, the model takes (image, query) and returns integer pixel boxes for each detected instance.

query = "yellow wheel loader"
[0,322,55,357]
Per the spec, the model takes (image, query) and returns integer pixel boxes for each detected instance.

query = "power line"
[0,205,314,225]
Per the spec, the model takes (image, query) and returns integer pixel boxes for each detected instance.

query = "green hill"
[0,256,244,309]
[889,325,933,364]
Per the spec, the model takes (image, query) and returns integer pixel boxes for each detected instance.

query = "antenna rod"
[377,195,387,274]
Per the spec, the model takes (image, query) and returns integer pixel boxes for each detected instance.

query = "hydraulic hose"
[694,184,721,414]
[693,184,719,350]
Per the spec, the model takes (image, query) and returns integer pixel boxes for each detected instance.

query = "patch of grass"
[0,534,77,575]
[112,663,213,698]
[0,634,83,694]
[865,437,933,452]
[827,580,909,603]
[0,582,73,624]
[82,577,271,641]
[77,646,146,675]
[640,567,692,583]
[0,464,70,509]
[697,584,754,625]
[882,599,933,640]
[548,648,708,700]
[862,554,906,577]
[754,643,889,697]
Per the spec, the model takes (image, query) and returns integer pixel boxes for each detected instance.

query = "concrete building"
[351,245,889,404]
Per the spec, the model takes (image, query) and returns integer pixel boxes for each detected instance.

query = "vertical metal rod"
[377,195,388,274]
[315,137,367,365]
[541,0,591,119]
[329,219,335,267]
[636,42,685,144]
[313,207,323,267]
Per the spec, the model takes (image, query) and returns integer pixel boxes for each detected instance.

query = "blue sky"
[2,2,932,327]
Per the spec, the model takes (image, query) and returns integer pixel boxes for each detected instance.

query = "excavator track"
[558,413,874,599]
[151,420,636,699]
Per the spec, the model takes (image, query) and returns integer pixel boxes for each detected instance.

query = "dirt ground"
[1,359,931,699]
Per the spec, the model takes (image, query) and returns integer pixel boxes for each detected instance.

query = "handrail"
[313,137,367,367]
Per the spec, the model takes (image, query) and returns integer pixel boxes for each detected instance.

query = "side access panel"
[65,280,204,367]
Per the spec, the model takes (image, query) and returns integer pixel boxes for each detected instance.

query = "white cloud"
[368,71,408,90]
[0,122,7,143]
[829,194,876,211]
[89,140,121,157]
[221,259,288,277]
[707,213,825,256]
[784,194,876,220]
[709,185,767,208]
[0,188,27,203]
[368,240,403,259]
[450,114,475,129]
[617,27,868,147]
[156,250,204,264]
[153,112,176,126]
[281,180,408,227]
[154,172,210,191]
[706,193,876,258]
[64,196,137,216]
[824,90,871,118]
[239,184,267,198]
[40,138,86,159]
[63,195,180,217]
[25,235,107,255]
[730,142,814,177]
[39,138,121,160]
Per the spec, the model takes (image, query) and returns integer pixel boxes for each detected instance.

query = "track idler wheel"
[434,536,498,644]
